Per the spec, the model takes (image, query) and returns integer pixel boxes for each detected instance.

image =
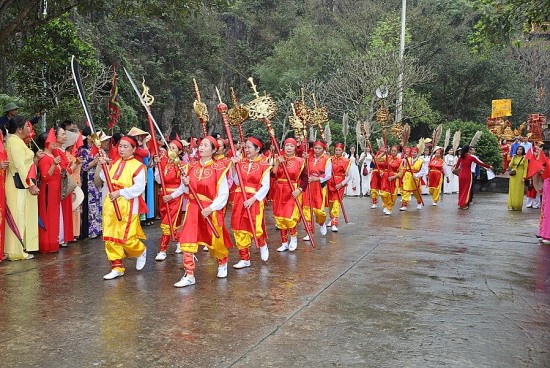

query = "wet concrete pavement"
[1,193,549,367]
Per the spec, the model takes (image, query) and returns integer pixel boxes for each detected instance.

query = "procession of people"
[2,91,550,287]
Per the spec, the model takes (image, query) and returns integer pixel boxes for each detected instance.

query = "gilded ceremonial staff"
[216,87,260,248]
[193,79,209,137]
[228,87,248,145]
[71,56,122,221]
[139,79,176,242]
[245,78,316,247]
[290,102,314,229]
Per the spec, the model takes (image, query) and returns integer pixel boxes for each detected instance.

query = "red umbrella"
[5,205,25,249]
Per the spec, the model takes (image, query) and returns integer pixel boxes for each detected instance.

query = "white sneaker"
[260,245,269,261]
[320,223,327,235]
[399,206,407,211]
[174,275,196,287]
[325,220,332,227]
[60,243,68,248]
[332,225,338,232]
[289,237,298,251]
[533,206,540,209]
[233,260,251,269]
[155,252,167,261]
[303,234,311,241]
[385,210,391,216]
[136,248,147,270]
[175,244,182,254]
[277,243,289,252]
[371,204,377,209]
[103,270,124,280]
[432,202,438,206]
[542,239,550,245]
[417,204,422,210]
[217,263,228,278]
[202,245,209,252]
[383,208,388,214]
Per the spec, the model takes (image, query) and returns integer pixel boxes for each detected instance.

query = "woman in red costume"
[174,136,233,288]
[428,147,448,206]
[378,145,402,215]
[37,127,71,252]
[302,140,332,240]
[273,138,308,252]
[230,136,272,268]
[327,143,351,232]
[53,127,75,246]
[153,139,185,261]
[370,146,383,209]
[454,145,492,209]
[500,139,510,174]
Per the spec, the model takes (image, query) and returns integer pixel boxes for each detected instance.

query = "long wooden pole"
[216,89,261,248]
[263,118,316,248]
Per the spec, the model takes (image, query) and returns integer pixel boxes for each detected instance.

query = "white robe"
[359,152,372,196]
[345,155,361,196]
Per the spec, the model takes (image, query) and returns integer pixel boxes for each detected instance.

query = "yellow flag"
[491,99,512,118]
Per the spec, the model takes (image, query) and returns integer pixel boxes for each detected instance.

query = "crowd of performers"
[10,112,550,284]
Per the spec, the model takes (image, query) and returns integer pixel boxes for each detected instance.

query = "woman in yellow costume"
[507,145,527,211]
[174,136,233,288]
[428,147,447,206]
[377,145,402,215]
[98,135,148,280]
[399,147,424,211]
[230,136,272,268]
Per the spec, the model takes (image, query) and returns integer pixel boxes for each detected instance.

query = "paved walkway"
[0,193,548,367]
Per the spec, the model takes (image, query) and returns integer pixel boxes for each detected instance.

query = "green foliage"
[445,119,502,172]
[470,0,550,46]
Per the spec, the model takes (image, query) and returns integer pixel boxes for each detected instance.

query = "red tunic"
[328,156,351,202]
[231,156,272,235]
[428,157,444,189]
[303,154,330,210]
[179,160,233,248]
[38,154,62,253]
[272,156,306,220]
[370,152,383,190]
[380,155,402,194]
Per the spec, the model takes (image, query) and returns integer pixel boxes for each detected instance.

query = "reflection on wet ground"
[1,193,549,367]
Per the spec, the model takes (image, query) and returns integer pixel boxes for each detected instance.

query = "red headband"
[334,143,344,149]
[120,136,137,147]
[284,138,297,147]
[170,139,183,151]
[314,140,327,150]
[391,145,399,151]
[204,136,219,150]
[247,137,263,150]
[411,147,419,153]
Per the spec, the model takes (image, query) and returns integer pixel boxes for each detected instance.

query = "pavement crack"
[227,243,381,367]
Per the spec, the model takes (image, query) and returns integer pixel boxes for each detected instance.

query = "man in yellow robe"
[399,147,425,211]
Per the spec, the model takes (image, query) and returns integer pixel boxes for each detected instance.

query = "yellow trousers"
[380,189,398,210]
[105,216,146,273]
[328,200,342,225]
[401,189,422,205]
[303,205,327,226]
[234,202,266,250]
[180,211,229,261]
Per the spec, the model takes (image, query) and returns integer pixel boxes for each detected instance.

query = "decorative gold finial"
[247,77,260,99]
[141,78,154,107]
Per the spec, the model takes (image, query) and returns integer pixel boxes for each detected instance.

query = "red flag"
[45,128,56,149]
[26,163,37,186]
[71,133,84,156]
[525,149,533,161]
[108,65,121,129]
[527,150,547,179]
